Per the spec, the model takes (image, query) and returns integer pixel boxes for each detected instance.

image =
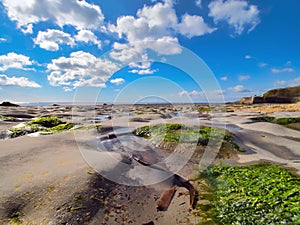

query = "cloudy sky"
[0,0,299,104]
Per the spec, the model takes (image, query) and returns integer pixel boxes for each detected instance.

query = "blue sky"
[0,0,299,104]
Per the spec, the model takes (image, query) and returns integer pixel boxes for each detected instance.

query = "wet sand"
[0,103,299,224]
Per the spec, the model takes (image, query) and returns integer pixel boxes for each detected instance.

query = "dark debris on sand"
[53,173,117,225]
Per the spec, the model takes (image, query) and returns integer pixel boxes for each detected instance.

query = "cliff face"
[263,86,300,98]
[239,86,300,104]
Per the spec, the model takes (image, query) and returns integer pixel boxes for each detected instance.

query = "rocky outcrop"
[239,97,254,104]
[238,86,300,104]
[0,101,20,107]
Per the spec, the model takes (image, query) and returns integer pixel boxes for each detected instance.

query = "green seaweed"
[197,163,300,225]
[49,123,75,132]
[276,117,300,125]
[223,132,243,152]
[251,116,300,131]
[9,124,41,138]
[134,124,242,151]
[0,115,18,122]
[70,206,85,211]
[8,116,75,138]
[195,107,211,112]
[10,218,22,225]
[9,127,29,138]
[75,124,101,130]
[29,116,63,128]
[251,116,300,125]
[135,125,151,137]
[9,211,22,225]
[250,116,275,123]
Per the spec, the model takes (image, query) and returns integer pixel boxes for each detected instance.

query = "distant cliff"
[238,86,300,104]
[0,101,20,107]
[263,86,300,98]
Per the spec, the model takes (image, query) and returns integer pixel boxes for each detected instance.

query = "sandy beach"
[0,103,299,224]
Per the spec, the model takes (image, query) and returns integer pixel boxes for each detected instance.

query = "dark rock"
[0,131,9,139]
[129,117,150,122]
[143,221,155,225]
[0,102,20,107]
[108,133,117,139]
[3,114,34,119]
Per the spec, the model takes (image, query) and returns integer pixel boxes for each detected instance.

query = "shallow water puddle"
[80,131,197,212]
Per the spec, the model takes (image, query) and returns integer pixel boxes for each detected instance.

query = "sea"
[17,102,214,107]
[17,102,99,107]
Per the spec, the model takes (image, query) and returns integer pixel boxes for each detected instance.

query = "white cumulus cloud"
[143,36,182,55]
[178,90,188,96]
[208,0,260,35]
[274,77,300,87]
[238,75,250,81]
[291,77,300,86]
[109,0,212,63]
[271,68,294,74]
[221,76,228,81]
[63,87,73,92]
[1,0,104,32]
[135,0,178,38]
[129,69,157,75]
[228,85,250,93]
[110,43,145,64]
[75,30,101,49]
[34,29,75,51]
[129,59,152,70]
[128,56,158,75]
[178,89,225,102]
[178,90,201,96]
[0,74,41,88]
[110,38,181,69]
[258,62,267,68]
[190,90,201,96]
[110,1,213,41]
[21,24,33,34]
[0,52,34,71]
[177,14,216,38]
[110,78,125,85]
[47,51,120,88]
[195,0,202,8]
[274,80,287,87]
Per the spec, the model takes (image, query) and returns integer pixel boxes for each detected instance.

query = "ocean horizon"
[16,102,217,107]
